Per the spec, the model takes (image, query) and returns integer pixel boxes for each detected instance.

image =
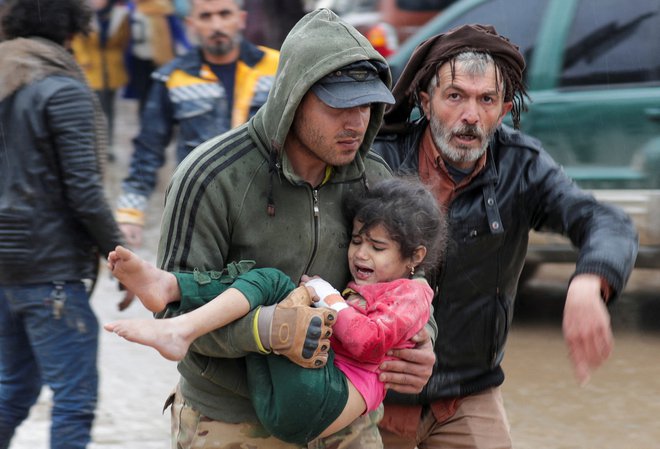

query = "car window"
[560,0,660,87]
[440,0,548,82]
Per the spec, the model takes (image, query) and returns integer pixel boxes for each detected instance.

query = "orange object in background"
[365,23,398,57]
[380,0,439,43]
[322,0,456,57]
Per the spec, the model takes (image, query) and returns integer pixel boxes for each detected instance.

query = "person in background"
[115,0,279,248]
[124,0,191,113]
[172,0,190,18]
[372,24,639,448]
[71,0,131,162]
[0,1,133,448]
[243,0,306,49]
[0,0,6,41]
[149,8,436,448]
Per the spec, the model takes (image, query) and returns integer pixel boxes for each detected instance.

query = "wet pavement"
[8,99,660,449]
[504,266,660,449]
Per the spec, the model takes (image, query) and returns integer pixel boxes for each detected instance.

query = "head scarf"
[384,24,528,130]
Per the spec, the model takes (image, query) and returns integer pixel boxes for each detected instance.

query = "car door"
[522,0,660,256]
[522,0,660,192]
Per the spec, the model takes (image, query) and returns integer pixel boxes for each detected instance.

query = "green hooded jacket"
[156,9,394,423]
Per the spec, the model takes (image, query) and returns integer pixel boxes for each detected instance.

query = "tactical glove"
[267,286,336,368]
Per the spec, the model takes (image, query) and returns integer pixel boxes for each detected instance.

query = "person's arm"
[49,82,122,255]
[562,273,613,384]
[528,149,638,299]
[376,276,437,394]
[170,267,296,314]
[48,80,133,308]
[116,78,175,247]
[306,277,433,355]
[379,327,435,394]
[330,280,433,363]
[527,148,638,383]
[155,161,259,358]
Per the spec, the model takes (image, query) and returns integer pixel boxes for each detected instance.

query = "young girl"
[104,178,447,445]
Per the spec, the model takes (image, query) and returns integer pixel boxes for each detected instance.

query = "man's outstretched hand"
[563,274,613,385]
[378,327,435,394]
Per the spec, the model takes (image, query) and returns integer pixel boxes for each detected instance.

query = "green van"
[388,0,660,271]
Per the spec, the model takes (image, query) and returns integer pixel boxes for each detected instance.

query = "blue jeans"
[0,282,99,449]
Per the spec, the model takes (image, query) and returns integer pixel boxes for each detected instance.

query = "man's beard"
[204,32,241,56]
[428,107,496,166]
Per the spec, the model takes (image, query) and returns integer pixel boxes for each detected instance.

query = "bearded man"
[373,24,638,449]
[115,0,279,248]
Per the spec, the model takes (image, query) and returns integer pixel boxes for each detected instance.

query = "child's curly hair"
[344,177,447,273]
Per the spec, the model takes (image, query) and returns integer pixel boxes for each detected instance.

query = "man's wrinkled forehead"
[189,0,243,16]
[432,55,504,94]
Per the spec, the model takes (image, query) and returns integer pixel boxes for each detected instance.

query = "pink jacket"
[332,278,433,373]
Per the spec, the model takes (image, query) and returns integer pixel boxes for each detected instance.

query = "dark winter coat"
[0,37,122,284]
[375,119,638,401]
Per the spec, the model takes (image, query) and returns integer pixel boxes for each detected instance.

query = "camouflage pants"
[167,383,384,449]
[308,406,384,449]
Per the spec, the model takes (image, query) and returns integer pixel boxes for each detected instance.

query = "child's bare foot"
[107,245,178,312]
[104,318,192,361]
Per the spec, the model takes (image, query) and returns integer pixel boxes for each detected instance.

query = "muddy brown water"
[502,265,660,449]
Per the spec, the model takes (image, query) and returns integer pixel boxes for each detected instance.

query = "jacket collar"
[173,39,266,77]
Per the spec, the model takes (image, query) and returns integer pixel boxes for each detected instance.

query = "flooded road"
[503,266,660,449]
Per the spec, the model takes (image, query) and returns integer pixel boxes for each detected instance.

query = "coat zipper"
[303,188,321,274]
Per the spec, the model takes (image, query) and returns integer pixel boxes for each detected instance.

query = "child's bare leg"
[317,381,367,438]
[107,245,179,312]
[104,288,252,361]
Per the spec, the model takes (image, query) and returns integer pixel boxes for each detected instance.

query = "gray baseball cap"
[311,61,395,108]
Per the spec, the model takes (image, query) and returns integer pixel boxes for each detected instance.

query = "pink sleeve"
[331,280,433,363]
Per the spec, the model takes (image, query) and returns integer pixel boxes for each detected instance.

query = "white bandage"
[305,278,341,308]
[330,302,349,312]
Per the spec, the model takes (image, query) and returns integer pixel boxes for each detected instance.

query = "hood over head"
[251,8,392,163]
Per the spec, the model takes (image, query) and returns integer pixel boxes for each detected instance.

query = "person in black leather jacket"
[372,24,639,449]
[0,1,132,448]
